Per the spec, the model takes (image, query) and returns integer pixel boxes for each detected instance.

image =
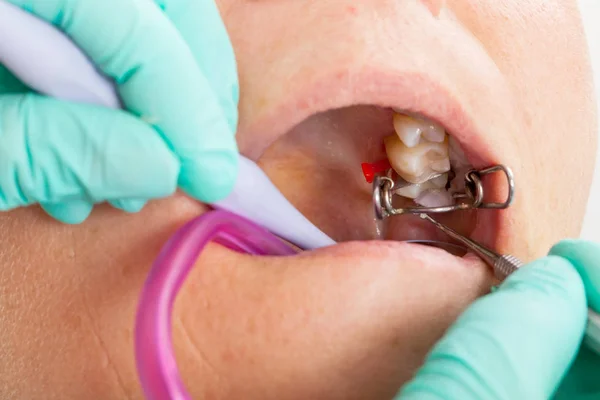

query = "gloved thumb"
[397,255,587,400]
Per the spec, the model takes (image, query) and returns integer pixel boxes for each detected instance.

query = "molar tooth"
[430,173,449,188]
[384,135,450,184]
[393,113,424,148]
[395,182,434,199]
[386,111,455,207]
[431,158,451,173]
[394,173,448,199]
[415,190,454,207]
[420,119,445,143]
[392,112,446,148]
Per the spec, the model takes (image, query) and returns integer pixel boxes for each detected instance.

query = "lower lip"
[297,240,487,273]
[404,240,468,257]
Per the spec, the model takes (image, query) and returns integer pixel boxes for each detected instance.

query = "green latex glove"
[396,239,600,400]
[551,240,600,400]
[1,0,239,223]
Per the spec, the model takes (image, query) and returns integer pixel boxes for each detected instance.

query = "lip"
[240,68,515,252]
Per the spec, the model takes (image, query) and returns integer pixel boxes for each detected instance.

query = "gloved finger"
[109,199,147,214]
[42,200,146,223]
[154,0,239,132]
[9,0,239,203]
[550,240,600,312]
[41,201,93,225]
[398,256,587,400]
[0,93,179,211]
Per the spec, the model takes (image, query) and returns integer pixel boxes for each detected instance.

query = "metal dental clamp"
[371,163,522,278]
[372,163,600,349]
[372,165,516,220]
[371,162,521,278]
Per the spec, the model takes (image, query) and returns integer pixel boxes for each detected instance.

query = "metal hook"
[466,165,515,209]
[373,164,515,220]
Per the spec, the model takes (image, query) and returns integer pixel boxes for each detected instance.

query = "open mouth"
[243,73,514,266]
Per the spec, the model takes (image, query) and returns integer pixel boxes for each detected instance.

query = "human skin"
[0,1,597,399]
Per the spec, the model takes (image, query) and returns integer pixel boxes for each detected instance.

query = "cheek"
[456,0,597,250]
[174,243,492,399]
[0,198,209,399]
[0,203,491,400]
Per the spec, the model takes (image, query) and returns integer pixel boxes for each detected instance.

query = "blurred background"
[579,0,599,239]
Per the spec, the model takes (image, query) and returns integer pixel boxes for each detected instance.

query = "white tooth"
[430,173,448,188]
[395,182,433,199]
[415,190,455,207]
[385,113,474,209]
[384,134,450,184]
[421,120,445,143]
[431,158,451,173]
[392,111,446,145]
[393,113,423,148]
[394,173,448,199]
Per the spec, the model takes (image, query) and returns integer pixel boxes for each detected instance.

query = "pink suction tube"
[136,210,296,400]
[0,5,329,398]
[0,3,328,398]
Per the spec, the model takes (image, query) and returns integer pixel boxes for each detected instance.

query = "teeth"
[382,111,474,209]
[394,173,448,199]
[392,111,446,145]
[392,114,425,147]
[431,158,451,173]
[385,112,451,184]
[415,190,455,207]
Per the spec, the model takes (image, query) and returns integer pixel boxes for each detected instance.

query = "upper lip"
[241,67,515,252]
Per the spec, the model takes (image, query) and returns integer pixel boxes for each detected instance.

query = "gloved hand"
[551,240,600,400]
[395,239,600,400]
[0,0,239,223]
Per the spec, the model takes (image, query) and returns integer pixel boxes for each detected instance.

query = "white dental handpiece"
[0,0,335,250]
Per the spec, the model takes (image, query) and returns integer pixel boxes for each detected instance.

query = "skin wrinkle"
[78,291,133,400]
[1,1,598,399]
[174,316,222,385]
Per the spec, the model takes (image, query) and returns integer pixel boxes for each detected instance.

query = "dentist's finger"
[109,199,148,214]
[155,0,239,132]
[9,0,239,202]
[0,94,179,212]
[398,256,587,400]
[41,200,93,225]
[40,199,147,225]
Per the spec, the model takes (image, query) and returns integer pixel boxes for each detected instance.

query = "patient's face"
[1,1,597,399]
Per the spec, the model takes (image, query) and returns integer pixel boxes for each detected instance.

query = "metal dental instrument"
[418,212,600,354]
[373,165,516,220]
[372,160,520,278]
[372,159,600,350]
[371,161,521,276]
[371,161,521,278]
[418,213,523,279]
